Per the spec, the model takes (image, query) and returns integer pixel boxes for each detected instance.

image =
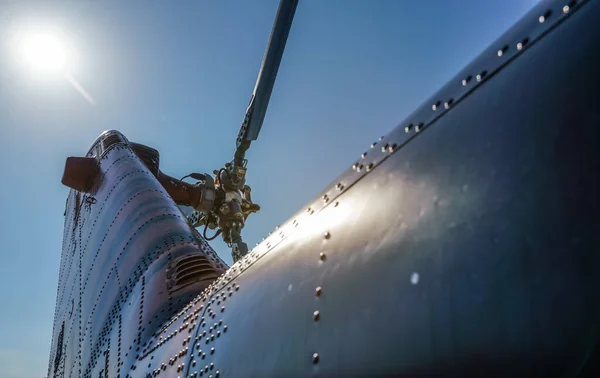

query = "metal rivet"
[444,99,453,109]
[366,163,373,172]
[315,286,322,296]
[319,252,326,261]
[334,201,339,207]
[432,101,441,111]
[361,152,367,159]
[388,143,397,153]
[539,10,552,23]
[415,122,424,132]
[517,38,528,51]
[370,142,377,148]
[476,70,487,82]
[223,325,228,332]
[313,310,320,321]
[563,5,570,13]
[497,45,508,57]
[324,232,330,239]
[462,75,472,86]
[312,353,319,364]
[381,144,389,152]
[211,347,215,354]
[404,123,413,133]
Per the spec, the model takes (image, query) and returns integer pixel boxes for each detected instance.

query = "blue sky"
[0,1,537,376]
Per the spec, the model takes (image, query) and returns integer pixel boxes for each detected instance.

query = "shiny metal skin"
[48,0,600,376]
[49,131,227,377]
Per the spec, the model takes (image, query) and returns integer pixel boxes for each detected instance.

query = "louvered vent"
[99,132,126,156]
[166,254,221,292]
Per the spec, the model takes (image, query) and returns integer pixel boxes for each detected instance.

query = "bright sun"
[11,26,95,104]
[20,32,67,73]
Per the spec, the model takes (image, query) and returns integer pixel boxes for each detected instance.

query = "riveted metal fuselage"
[48,0,600,376]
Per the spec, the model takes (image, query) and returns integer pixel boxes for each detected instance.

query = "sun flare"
[19,31,67,74]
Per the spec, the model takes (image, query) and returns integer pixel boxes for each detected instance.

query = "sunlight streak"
[63,72,95,105]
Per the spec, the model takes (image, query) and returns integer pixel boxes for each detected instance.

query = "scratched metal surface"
[48,0,600,376]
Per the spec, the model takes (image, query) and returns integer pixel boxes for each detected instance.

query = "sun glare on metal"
[20,32,67,73]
